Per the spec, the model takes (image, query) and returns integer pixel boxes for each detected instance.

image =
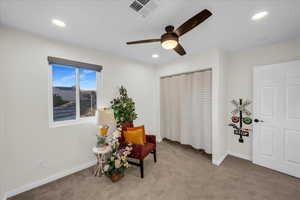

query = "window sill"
[49,117,97,128]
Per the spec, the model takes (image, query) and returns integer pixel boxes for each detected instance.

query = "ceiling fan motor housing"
[165,25,175,33]
[161,32,178,42]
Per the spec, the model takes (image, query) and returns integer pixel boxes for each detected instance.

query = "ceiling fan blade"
[175,9,212,37]
[174,43,186,56]
[126,39,161,45]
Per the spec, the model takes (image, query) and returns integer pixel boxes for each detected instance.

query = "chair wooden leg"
[153,150,157,163]
[140,160,144,178]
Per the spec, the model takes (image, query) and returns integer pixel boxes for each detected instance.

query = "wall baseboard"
[4,160,96,200]
[228,151,251,161]
[213,153,228,166]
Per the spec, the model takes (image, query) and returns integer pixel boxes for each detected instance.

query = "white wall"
[0,26,157,195]
[155,49,228,165]
[217,51,229,163]
[0,46,7,200]
[0,99,6,200]
[227,38,300,160]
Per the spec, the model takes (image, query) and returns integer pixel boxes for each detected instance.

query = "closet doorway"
[160,69,212,154]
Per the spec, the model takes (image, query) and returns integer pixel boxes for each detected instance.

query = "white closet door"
[253,60,300,178]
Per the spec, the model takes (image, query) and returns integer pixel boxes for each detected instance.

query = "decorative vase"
[110,171,124,182]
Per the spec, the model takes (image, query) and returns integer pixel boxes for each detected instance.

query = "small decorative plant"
[110,86,138,125]
[96,135,107,148]
[103,129,132,182]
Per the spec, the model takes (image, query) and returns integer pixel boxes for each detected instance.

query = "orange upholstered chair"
[119,123,156,178]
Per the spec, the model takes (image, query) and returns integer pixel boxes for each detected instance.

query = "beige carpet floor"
[9,140,300,200]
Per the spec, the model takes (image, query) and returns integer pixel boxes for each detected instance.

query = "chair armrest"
[146,135,156,144]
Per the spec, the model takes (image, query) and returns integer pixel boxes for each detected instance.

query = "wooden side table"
[93,146,111,177]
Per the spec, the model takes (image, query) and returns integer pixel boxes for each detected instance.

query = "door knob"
[254,119,264,123]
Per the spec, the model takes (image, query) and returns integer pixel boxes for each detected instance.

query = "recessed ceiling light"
[152,54,159,58]
[52,19,66,27]
[251,11,268,21]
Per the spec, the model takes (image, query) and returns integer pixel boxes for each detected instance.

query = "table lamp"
[97,108,115,136]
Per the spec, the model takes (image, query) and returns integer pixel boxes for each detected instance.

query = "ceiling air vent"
[129,0,158,18]
[137,0,150,5]
[130,1,143,12]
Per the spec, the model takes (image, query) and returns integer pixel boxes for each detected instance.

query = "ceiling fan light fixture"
[161,40,178,50]
[161,33,178,50]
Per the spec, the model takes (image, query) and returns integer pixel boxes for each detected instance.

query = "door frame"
[252,65,261,164]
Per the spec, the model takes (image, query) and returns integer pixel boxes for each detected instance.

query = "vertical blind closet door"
[160,71,212,153]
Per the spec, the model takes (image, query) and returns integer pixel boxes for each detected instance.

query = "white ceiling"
[0,0,300,64]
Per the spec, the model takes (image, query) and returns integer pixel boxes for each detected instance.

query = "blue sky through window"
[79,69,96,91]
[52,64,75,87]
[52,64,96,90]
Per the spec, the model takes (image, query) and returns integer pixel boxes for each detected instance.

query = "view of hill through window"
[52,65,97,122]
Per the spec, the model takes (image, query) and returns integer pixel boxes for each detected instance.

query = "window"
[50,62,99,124]
[79,69,97,118]
[52,65,77,122]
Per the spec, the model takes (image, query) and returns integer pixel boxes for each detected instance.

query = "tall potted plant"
[110,86,137,129]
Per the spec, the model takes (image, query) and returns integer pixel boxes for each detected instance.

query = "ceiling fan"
[126,9,213,56]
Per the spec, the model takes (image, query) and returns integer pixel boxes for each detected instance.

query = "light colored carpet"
[9,140,300,200]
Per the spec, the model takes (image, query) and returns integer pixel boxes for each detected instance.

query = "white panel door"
[253,60,300,178]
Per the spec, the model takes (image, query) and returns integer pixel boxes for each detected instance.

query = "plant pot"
[110,171,124,182]
[120,121,133,131]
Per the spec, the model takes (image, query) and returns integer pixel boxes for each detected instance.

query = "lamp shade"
[97,108,115,126]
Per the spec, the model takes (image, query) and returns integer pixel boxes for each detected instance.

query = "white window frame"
[48,65,101,128]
